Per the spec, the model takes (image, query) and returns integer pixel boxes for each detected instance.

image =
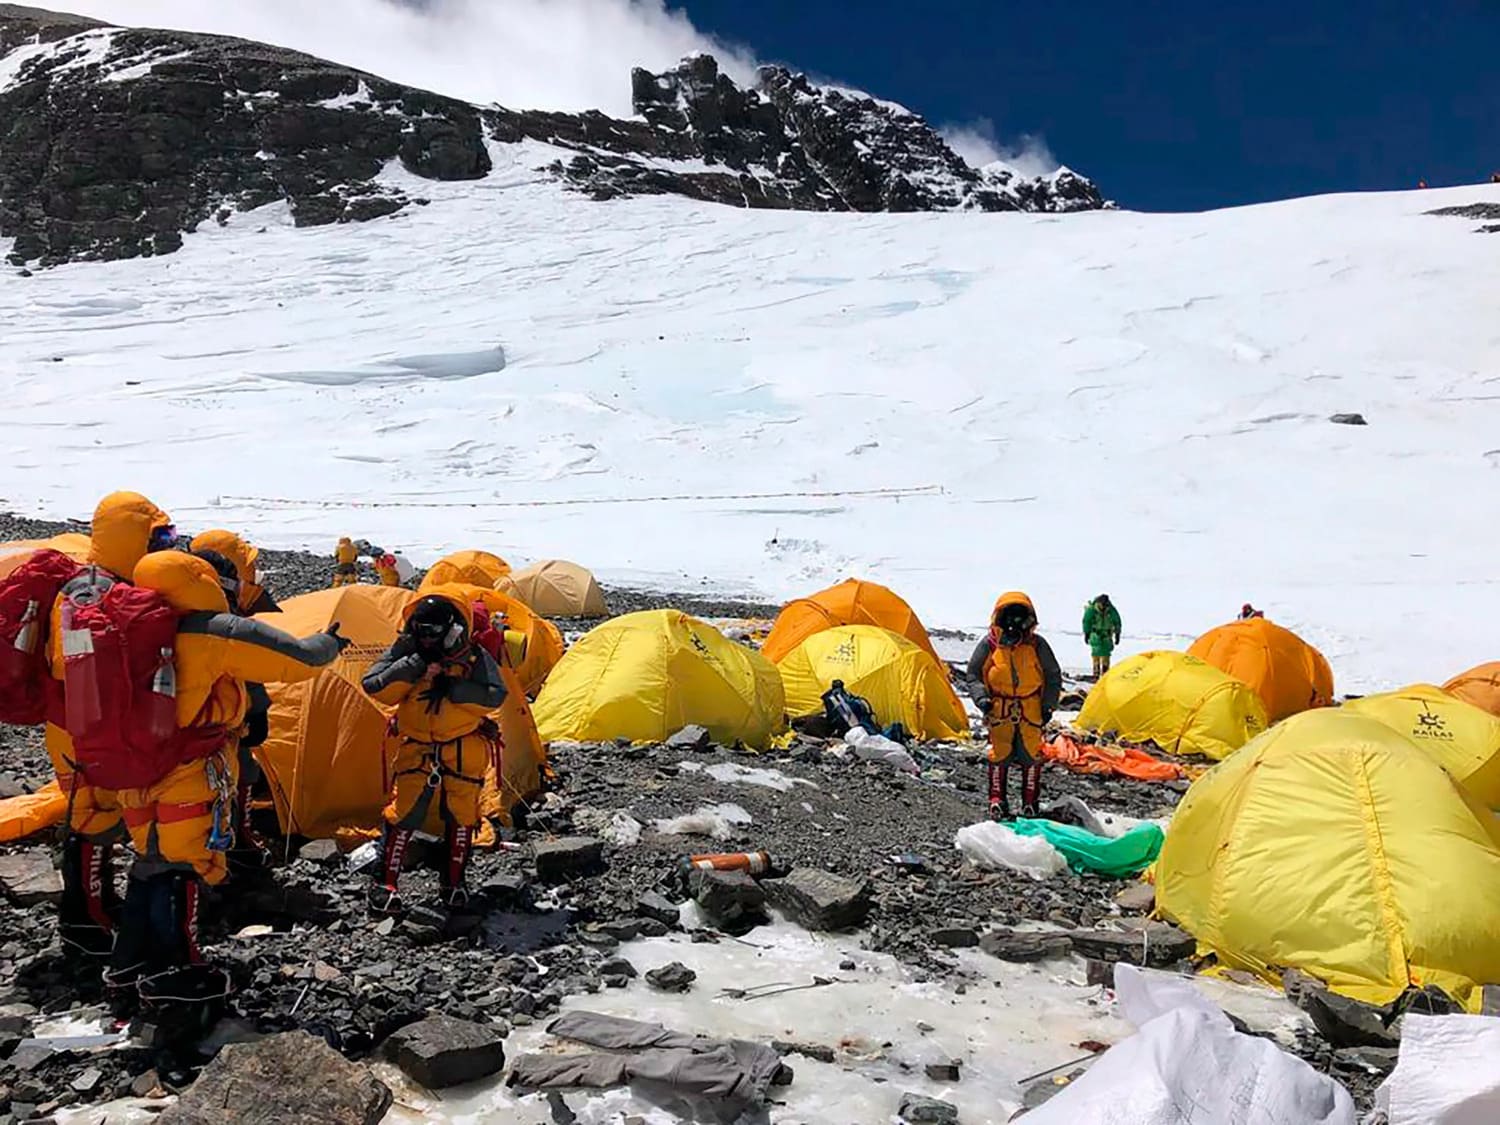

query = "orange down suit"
[122,553,340,883]
[967,592,1063,764]
[363,589,505,833]
[45,492,173,840]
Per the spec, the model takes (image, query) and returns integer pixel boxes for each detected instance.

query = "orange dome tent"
[1445,663,1500,720]
[424,549,511,589]
[0,533,91,581]
[1188,617,1334,723]
[255,585,546,840]
[762,578,947,668]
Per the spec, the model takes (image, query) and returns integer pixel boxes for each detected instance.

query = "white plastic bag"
[844,728,919,774]
[1375,1014,1500,1124]
[954,821,1067,880]
[1023,963,1357,1125]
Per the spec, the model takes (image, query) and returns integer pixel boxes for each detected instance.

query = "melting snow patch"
[677,760,818,792]
[385,921,1131,1123]
[653,803,752,840]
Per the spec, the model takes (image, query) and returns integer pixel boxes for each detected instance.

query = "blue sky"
[681,0,1498,212]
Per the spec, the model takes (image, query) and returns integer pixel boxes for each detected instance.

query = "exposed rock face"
[0,7,1108,266]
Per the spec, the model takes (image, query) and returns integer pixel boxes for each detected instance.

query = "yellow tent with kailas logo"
[533,610,784,748]
[1076,650,1267,760]
[1343,685,1500,808]
[1157,709,1500,1012]
[777,624,967,740]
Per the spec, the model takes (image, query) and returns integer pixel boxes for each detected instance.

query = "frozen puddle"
[678,761,819,792]
[383,921,1135,1124]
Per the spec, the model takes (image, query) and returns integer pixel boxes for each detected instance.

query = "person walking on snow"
[967,592,1062,821]
[1082,594,1121,678]
[332,537,359,587]
[362,589,505,915]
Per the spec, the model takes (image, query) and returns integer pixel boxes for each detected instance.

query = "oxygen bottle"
[61,592,104,738]
[146,646,178,743]
[0,599,40,686]
[682,851,775,875]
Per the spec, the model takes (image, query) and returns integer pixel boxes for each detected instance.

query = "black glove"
[325,622,352,653]
[420,673,454,713]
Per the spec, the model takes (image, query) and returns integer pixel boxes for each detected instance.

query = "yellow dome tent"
[498,560,608,619]
[777,625,968,740]
[256,585,546,839]
[1343,685,1500,807]
[1157,710,1500,1012]
[1187,617,1334,723]
[1075,651,1268,760]
[0,533,91,580]
[424,549,511,588]
[417,574,563,695]
[761,577,946,669]
[534,610,785,748]
[1445,662,1500,720]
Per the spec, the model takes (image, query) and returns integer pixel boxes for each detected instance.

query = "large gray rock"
[382,1014,506,1090]
[159,1031,391,1124]
[663,724,711,750]
[635,890,681,928]
[763,868,872,932]
[899,1091,960,1123]
[0,850,61,906]
[978,929,1074,963]
[533,837,604,882]
[1067,923,1195,967]
[645,962,696,993]
[1300,988,1398,1049]
[691,868,767,934]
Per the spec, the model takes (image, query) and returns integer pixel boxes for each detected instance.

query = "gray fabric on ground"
[507,1010,786,1113]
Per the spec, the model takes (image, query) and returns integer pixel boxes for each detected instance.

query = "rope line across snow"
[216,485,945,510]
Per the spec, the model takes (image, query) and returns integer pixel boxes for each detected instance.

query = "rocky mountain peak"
[0,5,1109,266]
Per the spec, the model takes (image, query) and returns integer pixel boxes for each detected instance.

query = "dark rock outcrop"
[0,6,1109,266]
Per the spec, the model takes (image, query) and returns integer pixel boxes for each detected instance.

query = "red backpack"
[0,549,84,725]
[59,583,222,790]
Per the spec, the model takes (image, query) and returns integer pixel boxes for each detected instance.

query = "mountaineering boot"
[1021,764,1044,819]
[229,773,274,871]
[59,836,117,958]
[103,873,156,1017]
[987,762,1012,822]
[439,822,473,909]
[368,825,412,917]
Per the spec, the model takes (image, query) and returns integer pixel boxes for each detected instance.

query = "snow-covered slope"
[2,155,1497,690]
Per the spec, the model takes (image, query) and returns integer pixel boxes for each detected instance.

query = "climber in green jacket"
[1082,594,1122,678]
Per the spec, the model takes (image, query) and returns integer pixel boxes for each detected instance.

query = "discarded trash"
[683,850,775,875]
[954,821,1068,880]
[1009,819,1165,877]
[843,727,920,774]
[654,804,753,841]
[1374,1013,1500,1124]
[232,923,275,939]
[1023,963,1357,1124]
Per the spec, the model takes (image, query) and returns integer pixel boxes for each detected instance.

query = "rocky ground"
[0,512,1393,1121]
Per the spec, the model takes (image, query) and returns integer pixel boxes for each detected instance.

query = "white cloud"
[58,0,760,115]
[940,116,1060,178]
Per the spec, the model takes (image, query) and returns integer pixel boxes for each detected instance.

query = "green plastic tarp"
[1011,818,1164,877]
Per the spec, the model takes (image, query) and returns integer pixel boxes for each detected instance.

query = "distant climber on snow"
[967,592,1062,821]
[1240,603,1265,620]
[375,552,401,587]
[332,536,358,587]
[1082,593,1121,678]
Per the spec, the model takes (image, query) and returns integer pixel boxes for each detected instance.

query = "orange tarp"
[1042,734,1187,782]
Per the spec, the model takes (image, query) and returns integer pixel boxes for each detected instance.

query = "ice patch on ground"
[677,760,819,792]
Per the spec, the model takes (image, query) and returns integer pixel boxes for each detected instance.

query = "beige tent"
[499,559,608,618]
